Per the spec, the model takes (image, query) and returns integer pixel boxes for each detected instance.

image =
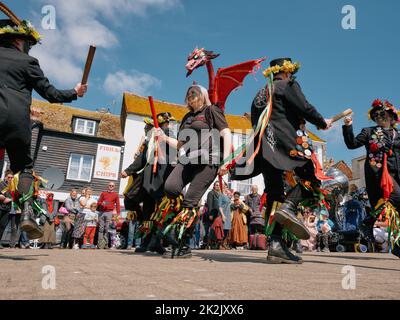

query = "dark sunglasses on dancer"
[373,110,387,120]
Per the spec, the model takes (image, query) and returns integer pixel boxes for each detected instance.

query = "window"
[236,179,253,196]
[67,154,94,182]
[74,118,96,136]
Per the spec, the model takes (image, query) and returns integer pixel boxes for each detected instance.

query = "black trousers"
[260,159,317,237]
[0,104,33,173]
[260,160,285,237]
[164,163,218,208]
[124,190,156,223]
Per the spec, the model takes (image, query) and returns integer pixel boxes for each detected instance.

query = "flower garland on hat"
[263,60,300,77]
[368,98,400,123]
[0,20,41,44]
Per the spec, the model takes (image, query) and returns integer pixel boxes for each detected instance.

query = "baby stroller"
[329,197,369,253]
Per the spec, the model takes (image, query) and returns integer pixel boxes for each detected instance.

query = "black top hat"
[0,18,14,27]
[0,18,41,44]
[143,112,176,127]
[270,58,292,68]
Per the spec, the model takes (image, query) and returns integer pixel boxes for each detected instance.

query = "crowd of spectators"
[0,174,390,254]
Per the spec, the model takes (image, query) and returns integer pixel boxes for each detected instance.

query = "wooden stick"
[81,45,96,85]
[331,108,353,123]
[0,2,22,25]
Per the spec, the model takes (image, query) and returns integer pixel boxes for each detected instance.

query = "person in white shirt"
[82,202,98,249]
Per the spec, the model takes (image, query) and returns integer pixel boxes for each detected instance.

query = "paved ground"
[0,248,399,300]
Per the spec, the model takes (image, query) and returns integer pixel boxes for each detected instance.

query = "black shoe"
[162,246,192,259]
[266,238,303,264]
[135,246,148,253]
[20,203,44,240]
[148,235,166,255]
[392,244,400,258]
[274,201,310,240]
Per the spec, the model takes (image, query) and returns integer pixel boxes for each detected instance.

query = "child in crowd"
[316,209,334,253]
[82,202,98,249]
[300,206,319,252]
[373,216,389,253]
[108,214,119,249]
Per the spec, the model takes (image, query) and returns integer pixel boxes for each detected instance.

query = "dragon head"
[185,47,219,77]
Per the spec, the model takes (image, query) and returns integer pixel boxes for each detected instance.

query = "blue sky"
[10,0,400,165]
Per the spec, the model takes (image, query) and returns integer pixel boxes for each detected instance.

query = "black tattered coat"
[253,75,327,171]
[124,133,175,202]
[232,75,327,180]
[0,45,77,172]
[343,125,400,209]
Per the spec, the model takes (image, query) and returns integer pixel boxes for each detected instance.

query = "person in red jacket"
[97,182,121,248]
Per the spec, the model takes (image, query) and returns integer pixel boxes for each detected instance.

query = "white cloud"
[104,70,161,96]
[30,0,180,88]
[319,122,342,146]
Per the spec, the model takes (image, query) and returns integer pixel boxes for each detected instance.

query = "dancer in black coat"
[343,99,400,258]
[232,58,333,263]
[0,15,87,239]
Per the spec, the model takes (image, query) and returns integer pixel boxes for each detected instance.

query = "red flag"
[381,153,394,200]
[311,153,332,181]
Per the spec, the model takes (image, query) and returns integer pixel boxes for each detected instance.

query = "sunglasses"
[159,112,172,118]
[373,110,387,119]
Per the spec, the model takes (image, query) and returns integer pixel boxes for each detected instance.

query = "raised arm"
[342,117,369,149]
[284,80,328,129]
[26,57,85,103]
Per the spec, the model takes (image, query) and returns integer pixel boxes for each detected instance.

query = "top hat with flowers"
[263,58,301,78]
[143,112,176,127]
[0,2,41,45]
[368,99,400,123]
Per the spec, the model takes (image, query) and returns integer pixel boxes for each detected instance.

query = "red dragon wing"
[214,57,266,111]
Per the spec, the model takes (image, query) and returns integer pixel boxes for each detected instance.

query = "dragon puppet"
[185,47,265,111]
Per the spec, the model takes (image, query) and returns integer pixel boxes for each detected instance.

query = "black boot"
[163,245,192,259]
[162,229,193,259]
[20,202,43,240]
[274,201,310,240]
[266,237,303,264]
[135,234,151,253]
[148,233,166,255]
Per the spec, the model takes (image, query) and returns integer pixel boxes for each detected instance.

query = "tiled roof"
[121,92,326,142]
[121,92,253,132]
[31,99,124,142]
[333,160,353,180]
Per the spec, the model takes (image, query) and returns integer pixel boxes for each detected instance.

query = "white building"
[119,92,327,200]
[350,155,366,189]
